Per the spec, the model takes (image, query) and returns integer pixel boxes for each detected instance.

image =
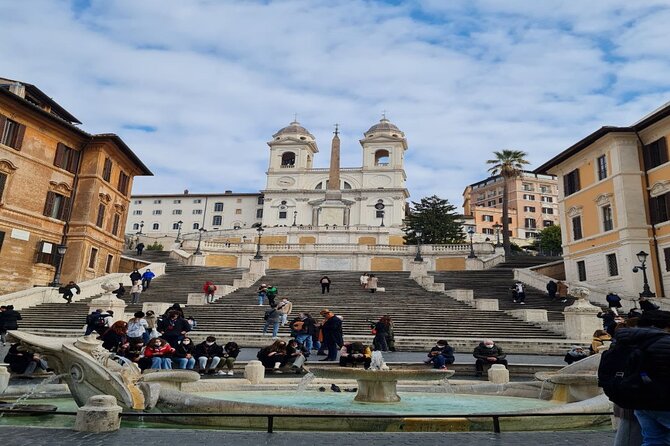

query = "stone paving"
[0,426,615,446]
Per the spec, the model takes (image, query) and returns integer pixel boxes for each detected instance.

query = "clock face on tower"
[277,176,295,187]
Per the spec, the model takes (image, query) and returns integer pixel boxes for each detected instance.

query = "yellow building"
[535,102,670,299]
[0,78,151,293]
[462,172,559,245]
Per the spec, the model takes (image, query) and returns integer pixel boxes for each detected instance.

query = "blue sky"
[2,0,670,209]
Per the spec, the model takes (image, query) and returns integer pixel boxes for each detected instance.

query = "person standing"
[141,269,156,291]
[371,315,391,352]
[359,272,369,289]
[59,281,80,304]
[0,305,21,345]
[262,304,282,339]
[158,310,191,348]
[319,309,343,362]
[546,280,558,301]
[606,292,623,315]
[320,276,331,294]
[473,339,508,377]
[266,285,278,307]
[136,242,145,256]
[513,282,526,304]
[277,298,293,326]
[294,312,316,353]
[367,274,378,293]
[129,269,142,284]
[203,281,217,304]
[557,281,569,303]
[127,311,148,344]
[257,284,268,306]
[130,281,143,304]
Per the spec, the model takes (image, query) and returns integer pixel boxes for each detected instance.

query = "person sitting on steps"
[338,342,372,369]
[425,339,455,370]
[473,339,508,377]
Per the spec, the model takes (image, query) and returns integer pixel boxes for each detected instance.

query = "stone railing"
[198,242,492,256]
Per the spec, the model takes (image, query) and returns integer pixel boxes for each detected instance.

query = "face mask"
[183,341,190,344]
[436,345,445,349]
[155,343,161,347]
[206,342,214,346]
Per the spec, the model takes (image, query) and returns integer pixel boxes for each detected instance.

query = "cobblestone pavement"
[0,426,615,446]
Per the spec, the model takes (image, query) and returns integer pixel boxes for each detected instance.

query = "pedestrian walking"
[203,281,217,304]
[320,276,331,294]
[58,281,81,304]
[136,242,145,256]
[546,280,558,300]
[141,269,155,291]
[130,281,143,304]
[367,275,378,293]
[0,305,21,345]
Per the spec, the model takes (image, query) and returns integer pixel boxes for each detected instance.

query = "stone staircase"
[431,256,570,322]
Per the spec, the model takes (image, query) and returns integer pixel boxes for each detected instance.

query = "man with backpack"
[265,285,278,307]
[262,304,282,339]
[598,310,670,444]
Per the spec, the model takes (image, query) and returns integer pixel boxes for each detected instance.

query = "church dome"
[364,117,404,138]
[272,120,315,141]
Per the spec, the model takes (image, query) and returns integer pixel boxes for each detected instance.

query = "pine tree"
[403,195,464,244]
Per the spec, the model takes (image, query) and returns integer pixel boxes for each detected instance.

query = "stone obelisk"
[319,124,347,225]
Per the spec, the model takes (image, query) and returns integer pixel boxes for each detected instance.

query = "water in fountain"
[438,376,454,393]
[0,373,65,418]
[296,372,315,392]
[369,351,389,371]
[538,377,551,399]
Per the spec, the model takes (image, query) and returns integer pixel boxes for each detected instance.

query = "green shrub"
[147,241,163,251]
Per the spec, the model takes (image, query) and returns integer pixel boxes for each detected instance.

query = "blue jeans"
[263,321,280,337]
[295,333,313,352]
[432,355,452,369]
[635,410,670,446]
[174,357,196,369]
[258,293,266,305]
[150,357,172,369]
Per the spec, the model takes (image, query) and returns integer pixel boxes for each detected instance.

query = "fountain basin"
[308,367,454,403]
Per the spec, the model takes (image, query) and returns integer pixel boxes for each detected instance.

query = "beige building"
[0,77,151,294]
[535,101,670,299]
[462,172,559,245]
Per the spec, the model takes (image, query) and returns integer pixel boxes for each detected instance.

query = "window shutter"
[0,114,6,135]
[0,172,6,200]
[60,196,72,221]
[54,143,66,168]
[659,137,668,165]
[69,148,80,173]
[43,191,55,217]
[664,247,670,272]
[14,123,26,150]
[574,169,580,191]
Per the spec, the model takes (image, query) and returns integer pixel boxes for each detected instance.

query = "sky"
[2,0,670,210]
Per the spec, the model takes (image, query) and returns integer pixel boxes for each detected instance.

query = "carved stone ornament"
[49,181,73,197]
[99,193,112,204]
[567,206,583,218]
[649,180,670,198]
[594,193,612,207]
[114,202,126,213]
[0,159,18,174]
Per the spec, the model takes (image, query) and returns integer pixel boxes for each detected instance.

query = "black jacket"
[428,344,455,364]
[158,317,191,337]
[0,309,22,330]
[173,341,196,359]
[223,342,240,358]
[194,341,223,358]
[613,327,670,378]
[473,343,506,361]
[130,271,142,282]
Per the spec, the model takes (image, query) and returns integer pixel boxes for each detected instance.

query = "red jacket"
[143,344,175,358]
[203,282,217,293]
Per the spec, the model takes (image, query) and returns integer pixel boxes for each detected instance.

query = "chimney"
[9,82,26,99]
[225,190,232,194]
[183,189,189,195]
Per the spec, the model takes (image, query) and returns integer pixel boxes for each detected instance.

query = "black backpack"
[263,310,272,321]
[598,331,670,410]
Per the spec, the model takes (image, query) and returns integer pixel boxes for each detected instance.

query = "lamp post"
[254,226,264,260]
[175,220,183,242]
[194,227,207,255]
[375,200,386,227]
[633,250,656,298]
[414,230,423,262]
[467,227,476,258]
[138,220,144,235]
[292,210,297,227]
[49,244,68,287]
[492,223,502,247]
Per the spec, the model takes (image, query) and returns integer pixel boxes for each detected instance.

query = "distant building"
[462,172,559,245]
[0,77,151,293]
[535,101,670,298]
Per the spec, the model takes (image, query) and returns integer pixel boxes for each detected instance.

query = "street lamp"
[138,220,144,235]
[492,223,502,247]
[254,226,265,260]
[375,200,386,227]
[467,227,477,258]
[414,230,424,262]
[292,210,297,227]
[194,227,207,255]
[633,250,656,298]
[49,244,68,287]
[175,220,183,242]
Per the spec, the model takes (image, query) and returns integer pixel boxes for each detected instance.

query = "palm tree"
[486,150,529,257]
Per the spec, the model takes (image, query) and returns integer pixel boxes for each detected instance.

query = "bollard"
[244,360,265,384]
[0,365,10,394]
[74,395,122,433]
[487,364,509,384]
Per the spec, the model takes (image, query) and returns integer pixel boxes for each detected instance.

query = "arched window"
[315,182,323,190]
[152,223,159,230]
[343,181,352,190]
[172,222,180,230]
[132,223,139,230]
[375,149,390,166]
[193,222,200,230]
[212,215,222,226]
[281,152,296,167]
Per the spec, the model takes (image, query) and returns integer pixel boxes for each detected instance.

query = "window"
[173,199,181,204]
[152,210,162,215]
[522,183,534,191]
[542,207,554,215]
[172,210,182,215]
[564,169,581,196]
[43,191,70,221]
[132,223,139,231]
[256,208,263,218]
[281,152,296,166]
[133,200,142,205]
[214,202,224,212]
[193,223,200,230]
[172,222,180,230]
[543,220,554,227]
[153,199,162,204]
[0,116,26,150]
[664,247,670,272]
[257,196,264,205]
[540,185,552,194]
[212,215,222,226]
[523,194,535,201]
[96,204,105,228]
[577,261,587,281]
[35,241,57,265]
[375,210,385,218]
[525,232,537,238]
[117,171,129,195]
[482,215,494,222]
[643,137,668,170]
[602,205,613,231]
[482,228,494,235]
[0,172,6,201]
[374,149,390,166]
[235,209,242,215]
[279,211,287,219]
[53,143,80,174]
[572,216,583,240]
[149,223,158,230]
[193,209,202,215]
[597,155,607,180]
[132,210,142,215]
[487,200,496,206]
[498,198,503,204]
[102,157,113,181]
[650,192,670,224]
[236,198,242,203]
[111,214,120,236]
[523,206,536,212]
[606,253,619,276]
[541,196,553,203]
[193,199,202,204]
[524,218,536,229]
[0,230,4,253]
[105,254,114,273]
[88,247,98,269]
[508,217,513,224]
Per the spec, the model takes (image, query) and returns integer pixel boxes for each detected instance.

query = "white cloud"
[1,0,670,208]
